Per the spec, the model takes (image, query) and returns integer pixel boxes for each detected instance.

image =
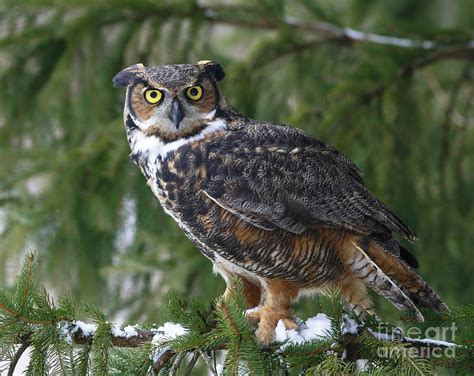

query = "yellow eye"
[144,89,163,104]
[186,85,203,101]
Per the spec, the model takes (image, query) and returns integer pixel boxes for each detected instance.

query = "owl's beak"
[169,98,184,129]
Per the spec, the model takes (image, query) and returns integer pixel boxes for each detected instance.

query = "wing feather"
[203,121,417,241]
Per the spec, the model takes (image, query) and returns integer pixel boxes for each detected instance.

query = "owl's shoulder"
[214,117,364,183]
[225,117,329,148]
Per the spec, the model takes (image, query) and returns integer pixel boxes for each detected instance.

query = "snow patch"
[152,322,188,342]
[57,322,73,344]
[111,324,139,338]
[356,359,369,371]
[73,321,98,337]
[274,313,364,348]
[408,337,457,347]
[151,322,189,361]
[368,328,458,348]
[342,315,358,334]
[275,313,332,349]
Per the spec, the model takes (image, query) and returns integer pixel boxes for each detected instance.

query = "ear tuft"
[113,63,145,88]
[199,61,225,82]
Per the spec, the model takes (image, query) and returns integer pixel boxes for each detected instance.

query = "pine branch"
[439,62,473,199]
[342,327,456,362]
[360,47,474,104]
[1,256,468,374]
[3,3,473,52]
[5,317,460,362]
[65,322,156,348]
[197,4,474,50]
[1,289,471,374]
[297,37,474,121]
[1,253,472,375]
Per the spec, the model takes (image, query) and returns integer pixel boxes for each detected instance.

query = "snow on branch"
[3,314,461,374]
[1,254,467,374]
[41,315,456,356]
[54,321,187,348]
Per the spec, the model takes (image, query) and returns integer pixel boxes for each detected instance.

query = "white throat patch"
[129,118,227,176]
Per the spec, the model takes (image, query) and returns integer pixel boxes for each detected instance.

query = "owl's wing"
[203,122,417,242]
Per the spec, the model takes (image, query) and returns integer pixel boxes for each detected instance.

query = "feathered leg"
[255,279,299,346]
[222,275,262,308]
[339,275,378,319]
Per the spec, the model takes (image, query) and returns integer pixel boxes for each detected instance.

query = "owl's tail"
[347,239,449,321]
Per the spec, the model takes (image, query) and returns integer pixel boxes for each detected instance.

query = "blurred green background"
[0,0,473,324]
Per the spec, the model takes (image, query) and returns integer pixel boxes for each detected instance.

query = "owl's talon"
[255,326,274,348]
[245,308,261,325]
[255,310,298,346]
[282,317,299,330]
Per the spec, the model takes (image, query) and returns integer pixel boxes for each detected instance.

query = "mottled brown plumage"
[113,61,448,345]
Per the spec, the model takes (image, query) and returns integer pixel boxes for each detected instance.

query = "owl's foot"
[256,309,299,346]
[247,308,299,344]
[250,279,300,346]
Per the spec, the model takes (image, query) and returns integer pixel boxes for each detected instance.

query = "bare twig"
[3,3,474,54]
[282,16,471,50]
[184,352,200,376]
[198,350,218,376]
[169,351,186,376]
[152,349,175,373]
[7,342,29,376]
[28,3,468,52]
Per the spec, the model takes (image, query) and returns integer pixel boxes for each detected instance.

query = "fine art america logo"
[375,322,457,359]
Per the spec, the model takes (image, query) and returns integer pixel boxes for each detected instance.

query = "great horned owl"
[113,61,448,345]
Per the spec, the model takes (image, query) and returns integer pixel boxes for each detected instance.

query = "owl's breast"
[145,135,345,287]
[154,141,207,207]
[146,141,219,258]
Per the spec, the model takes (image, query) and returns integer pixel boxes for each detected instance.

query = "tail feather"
[366,240,449,314]
[349,241,425,321]
[399,244,420,269]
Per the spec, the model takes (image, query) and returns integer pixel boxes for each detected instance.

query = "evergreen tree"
[1,254,474,374]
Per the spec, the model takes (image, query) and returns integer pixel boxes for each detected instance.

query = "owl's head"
[113,61,225,141]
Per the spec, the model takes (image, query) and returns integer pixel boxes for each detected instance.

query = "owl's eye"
[186,85,203,101]
[144,89,163,104]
